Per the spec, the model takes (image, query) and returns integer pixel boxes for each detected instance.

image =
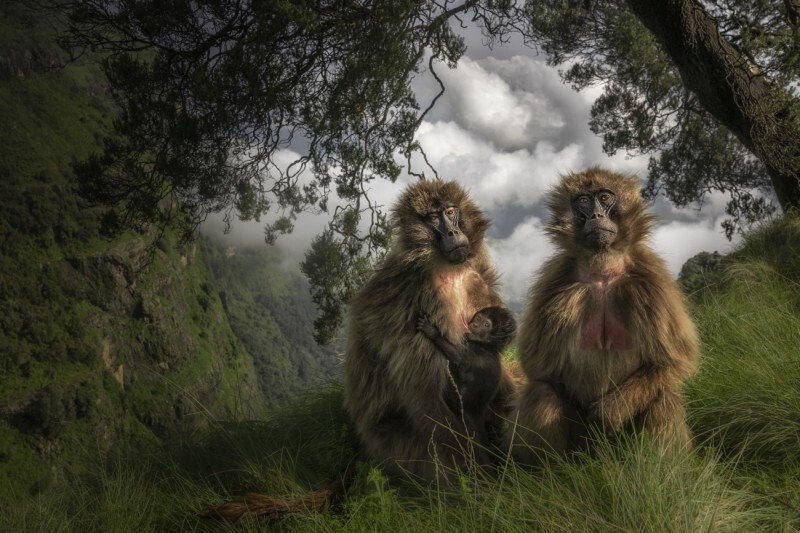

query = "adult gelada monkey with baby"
[345,179,516,481]
[510,167,699,463]
[206,179,515,522]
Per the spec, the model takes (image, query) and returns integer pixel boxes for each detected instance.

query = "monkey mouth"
[445,245,470,263]
[584,228,617,249]
[585,227,616,238]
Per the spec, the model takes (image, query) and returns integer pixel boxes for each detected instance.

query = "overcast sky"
[204,24,739,310]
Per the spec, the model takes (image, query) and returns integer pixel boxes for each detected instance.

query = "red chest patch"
[580,307,633,352]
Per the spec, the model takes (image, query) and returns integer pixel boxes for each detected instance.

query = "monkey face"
[393,180,491,264]
[424,205,470,263]
[467,306,516,347]
[572,188,618,251]
[467,312,493,341]
[546,168,654,257]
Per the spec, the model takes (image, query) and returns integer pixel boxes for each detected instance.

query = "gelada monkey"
[206,180,515,521]
[510,167,699,463]
[345,179,516,481]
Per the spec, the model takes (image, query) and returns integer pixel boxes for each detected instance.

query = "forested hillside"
[0,3,337,508]
[202,238,342,409]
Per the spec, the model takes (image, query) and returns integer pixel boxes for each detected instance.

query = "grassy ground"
[3,216,800,532]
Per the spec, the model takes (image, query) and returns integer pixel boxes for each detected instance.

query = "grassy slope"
[5,216,799,532]
[684,215,800,516]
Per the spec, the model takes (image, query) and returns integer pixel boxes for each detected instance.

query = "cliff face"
[0,4,266,502]
[0,4,345,504]
[0,206,268,501]
[201,239,343,410]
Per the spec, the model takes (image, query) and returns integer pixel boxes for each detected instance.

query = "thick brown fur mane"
[344,178,509,481]
[509,167,699,463]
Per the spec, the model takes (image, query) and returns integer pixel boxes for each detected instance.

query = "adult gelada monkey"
[206,180,511,522]
[345,179,513,482]
[510,167,699,463]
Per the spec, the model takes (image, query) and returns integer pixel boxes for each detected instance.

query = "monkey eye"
[576,195,591,207]
[426,213,439,224]
[445,206,456,218]
[596,190,616,207]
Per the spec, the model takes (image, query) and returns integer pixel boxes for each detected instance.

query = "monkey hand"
[589,393,633,432]
[416,315,439,339]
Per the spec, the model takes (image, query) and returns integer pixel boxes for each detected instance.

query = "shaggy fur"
[509,167,699,463]
[344,179,512,481]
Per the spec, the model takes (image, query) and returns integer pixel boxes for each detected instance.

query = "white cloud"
[433,57,566,150]
[410,120,581,210]
[486,216,552,307]
[651,218,738,276]
[203,43,741,308]
[414,55,590,153]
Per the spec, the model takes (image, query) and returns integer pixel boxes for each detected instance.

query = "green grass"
[2,393,794,532]
[4,215,800,531]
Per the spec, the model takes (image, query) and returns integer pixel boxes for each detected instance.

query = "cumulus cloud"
[651,217,738,276]
[203,39,739,303]
[414,55,592,153]
[486,216,552,308]
[422,57,566,151]
[409,120,580,210]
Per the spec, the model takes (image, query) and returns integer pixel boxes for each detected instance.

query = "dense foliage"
[678,250,726,295]
[47,0,800,339]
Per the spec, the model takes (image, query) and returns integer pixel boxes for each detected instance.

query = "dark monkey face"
[466,306,515,347]
[572,188,618,250]
[467,312,493,341]
[425,205,470,263]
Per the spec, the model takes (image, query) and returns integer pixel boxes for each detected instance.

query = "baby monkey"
[417,306,516,458]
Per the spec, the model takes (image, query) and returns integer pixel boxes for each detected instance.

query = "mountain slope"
[0,3,266,504]
[202,238,342,409]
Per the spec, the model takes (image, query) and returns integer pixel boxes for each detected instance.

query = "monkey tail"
[203,460,356,523]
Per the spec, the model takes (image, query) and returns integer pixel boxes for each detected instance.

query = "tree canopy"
[51,0,800,341]
[526,0,800,237]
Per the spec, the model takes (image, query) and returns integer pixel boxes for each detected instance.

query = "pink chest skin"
[435,269,478,334]
[578,269,634,352]
[580,306,632,351]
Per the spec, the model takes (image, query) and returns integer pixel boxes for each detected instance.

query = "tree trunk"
[625,0,800,210]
